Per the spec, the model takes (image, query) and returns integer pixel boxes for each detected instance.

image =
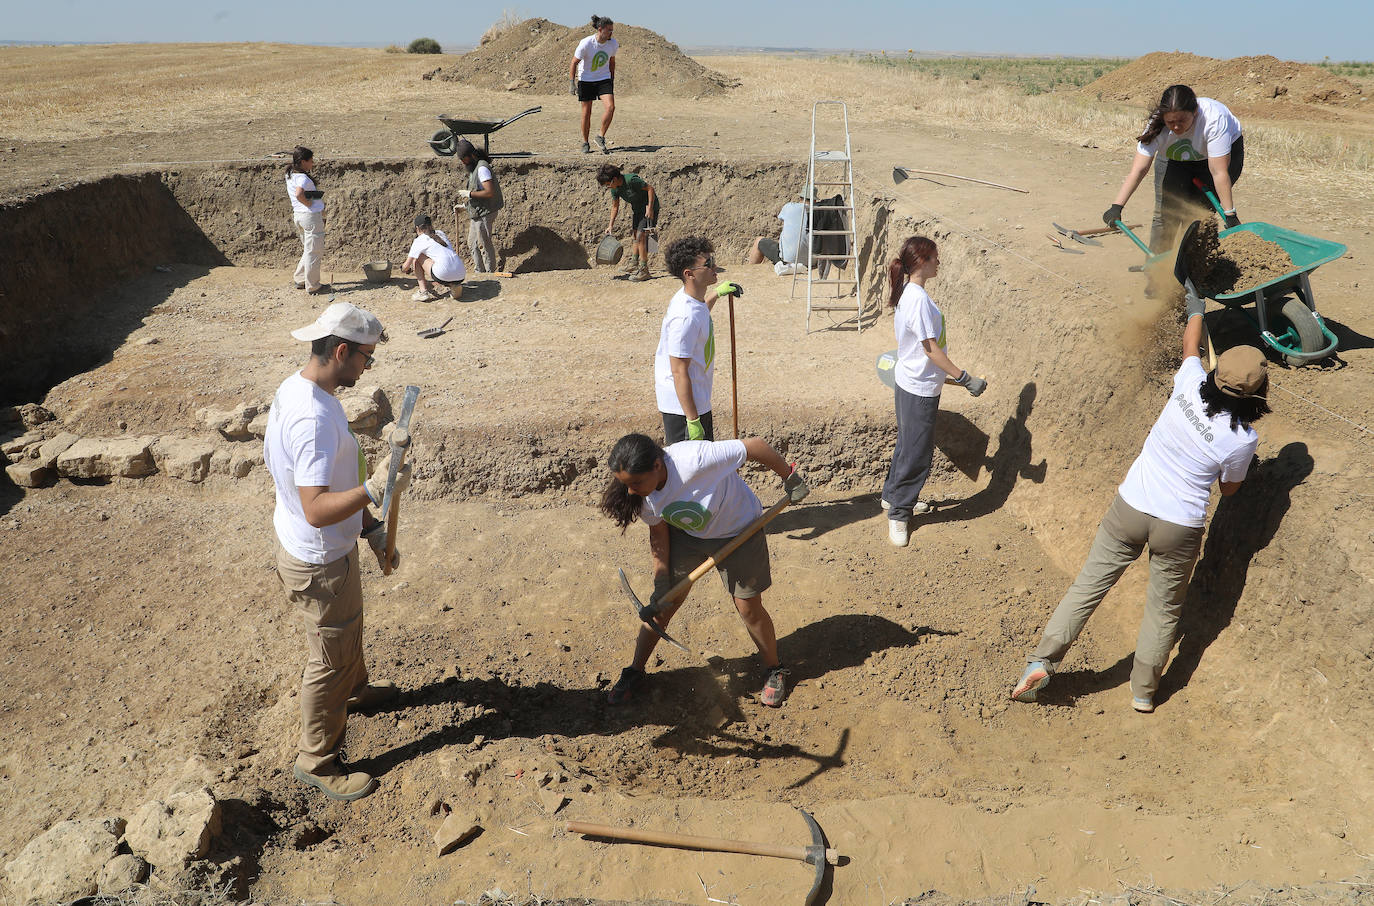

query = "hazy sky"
[4,0,1371,61]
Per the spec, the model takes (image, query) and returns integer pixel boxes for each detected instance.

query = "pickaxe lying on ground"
[1051,221,1142,245]
[568,808,840,906]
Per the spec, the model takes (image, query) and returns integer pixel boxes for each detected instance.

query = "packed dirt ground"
[2,38,1373,906]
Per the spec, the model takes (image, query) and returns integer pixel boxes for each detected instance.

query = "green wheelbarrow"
[1114,213,1346,366]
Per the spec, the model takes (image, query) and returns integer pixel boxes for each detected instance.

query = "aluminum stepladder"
[792,100,861,333]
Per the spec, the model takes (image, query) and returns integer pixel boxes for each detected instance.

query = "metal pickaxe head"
[892,166,909,185]
[617,568,690,653]
[798,808,837,906]
[1051,222,1101,246]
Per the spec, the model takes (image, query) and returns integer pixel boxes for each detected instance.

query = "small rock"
[137,336,161,345]
[537,789,569,815]
[434,813,482,855]
[98,853,149,893]
[3,816,125,903]
[125,786,222,869]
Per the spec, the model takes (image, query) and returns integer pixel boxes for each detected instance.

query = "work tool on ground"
[379,385,420,576]
[1115,211,1346,365]
[428,106,541,157]
[893,165,1027,194]
[618,489,796,655]
[361,259,392,283]
[568,808,838,906]
[417,316,453,339]
[1051,222,1141,245]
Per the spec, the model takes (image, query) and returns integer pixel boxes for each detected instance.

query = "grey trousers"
[467,213,498,273]
[882,386,940,521]
[1030,494,1203,700]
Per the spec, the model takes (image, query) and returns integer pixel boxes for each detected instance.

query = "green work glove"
[713,280,744,298]
[361,522,400,572]
[686,418,706,441]
[783,465,810,504]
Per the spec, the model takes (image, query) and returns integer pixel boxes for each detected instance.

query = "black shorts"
[662,410,714,445]
[578,79,613,102]
[758,238,781,264]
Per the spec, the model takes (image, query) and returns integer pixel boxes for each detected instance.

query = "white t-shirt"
[575,34,617,81]
[1118,357,1259,528]
[474,163,493,185]
[286,172,323,214]
[893,282,947,397]
[407,229,466,282]
[1137,97,1242,162]
[639,440,763,540]
[264,372,367,564]
[777,202,807,264]
[654,287,715,416]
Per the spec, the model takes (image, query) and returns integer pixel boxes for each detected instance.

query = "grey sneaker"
[760,666,790,707]
[595,134,608,154]
[581,141,591,154]
[1011,661,1051,702]
[1132,696,1155,713]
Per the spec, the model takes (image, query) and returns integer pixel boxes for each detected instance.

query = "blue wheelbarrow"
[1113,207,1346,365]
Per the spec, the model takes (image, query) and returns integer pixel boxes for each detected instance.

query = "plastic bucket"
[595,234,624,266]
[361,260,392,283]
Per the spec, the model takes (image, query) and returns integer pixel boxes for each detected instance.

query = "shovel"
[418,316,453,339]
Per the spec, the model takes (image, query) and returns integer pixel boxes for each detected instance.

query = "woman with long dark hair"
[1012,299,1270,714]
[882,237,986,548]
[1104,85,1245,252]
[598,433,809,707]
[285,146,328,294]
[455,139,503,274]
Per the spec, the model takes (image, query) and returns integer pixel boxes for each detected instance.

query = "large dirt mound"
[1083,51,1363,115]
[437,18,739,97]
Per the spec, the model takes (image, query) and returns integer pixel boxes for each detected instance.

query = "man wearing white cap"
[1011,298,1270,714]
[264,301,412,801]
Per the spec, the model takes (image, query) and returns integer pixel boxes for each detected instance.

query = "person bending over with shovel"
[1011,296,1269,713]
[599,432,809,707]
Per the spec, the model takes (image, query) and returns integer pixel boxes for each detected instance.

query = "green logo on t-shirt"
[704,322,715,368]
[1166,138,1203,161]
[663,501,711,532]
[592,50,609,71]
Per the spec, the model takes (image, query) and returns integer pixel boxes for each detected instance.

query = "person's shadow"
[1156,441,1314,704]
[924,382,1047,523]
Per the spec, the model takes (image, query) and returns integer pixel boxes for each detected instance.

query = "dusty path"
[2,45,1372,905]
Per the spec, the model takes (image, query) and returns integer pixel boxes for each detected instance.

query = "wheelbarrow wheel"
[429,129,457,157]
[1266,296,1325,366]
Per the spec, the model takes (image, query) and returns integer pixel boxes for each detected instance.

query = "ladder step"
[811,182,851,186]
[812,254,856,260]
[813,151,850,161]
[809,304,860,310]
[810,230,851,235]
[810,205,854,211]
[809,280,859,286]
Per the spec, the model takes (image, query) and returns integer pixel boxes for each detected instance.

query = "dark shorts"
[758,238,781,264]
[630,205,660,233]
[662,410,714,444]
[578,79,614,102]
[668,524,772,600]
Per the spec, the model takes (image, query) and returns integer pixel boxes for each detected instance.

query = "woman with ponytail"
[881,237,987,548]
[402,213,465,302]
[285,146,328,294]
[569,15,618,154]
[598,432,810,708]
[1103,85,1245,253]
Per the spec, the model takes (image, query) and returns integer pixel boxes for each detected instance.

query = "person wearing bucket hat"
[402,213,465,302]
[264,301,412,802]
[1011,308,1269,714]
[455,139,503,274]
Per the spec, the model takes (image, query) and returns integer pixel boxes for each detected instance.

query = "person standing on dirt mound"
[1104,84,1244,252]
[264,301,413,803]
[1011,299,1270,714]
[455,139,503,274]
[599,432,810,707]
[570,15,617,154]
[598,163,659,281]
[654,236,745,443]
[882,236,987,548]
[402,213,465,302]
[285,146,329,294]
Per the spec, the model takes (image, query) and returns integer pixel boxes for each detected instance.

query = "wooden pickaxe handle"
[567,821,839,865]
[661,493,791,603]
[382,444,408,577]
[1076,223,1142,237]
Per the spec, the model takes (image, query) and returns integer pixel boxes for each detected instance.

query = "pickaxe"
[619,489,795,655]
[568,808,839,906]
[378,385,420,576]
[1051,221,1142,245]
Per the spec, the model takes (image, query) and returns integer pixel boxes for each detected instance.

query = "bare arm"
[669,357,698,421]
[647,520,671,579]
[1219,480,1243,496]
[297,485,371,529]
[741,437,792,481]
[1208,153,1235,213]
[922,337,967,382]
[1112,152,1156,207]
[607,197,619,233]
[644,183,656,222]
[1181,310,1205,363]
[609,55,616,78]
[569,54,579,80]
[471,177,496,201]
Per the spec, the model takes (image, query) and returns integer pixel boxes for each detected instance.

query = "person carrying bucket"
[599,432,809,707]
[597,163,659,282]
[1011,293,1270,714]
[454,139,503,274]
[1103,84,1244,254]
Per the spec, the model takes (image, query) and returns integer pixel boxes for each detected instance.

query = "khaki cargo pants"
[276,545,369,773]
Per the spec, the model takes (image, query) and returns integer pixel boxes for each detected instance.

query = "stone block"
[56,437,157,479]
[246,411,269,439]
[198,403,264,440]
[341,385,386,431]
[36,432,80,468]
[98,853,148,893]
[152,437,216,483]
[434,813,482,856]
[5,461,53,488]
[2,817,124,904]
[1,431,42,456]
[229,451,262,479]
[124,787,222,870]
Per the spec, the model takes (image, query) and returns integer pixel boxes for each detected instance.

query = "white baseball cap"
[290,301,385,344]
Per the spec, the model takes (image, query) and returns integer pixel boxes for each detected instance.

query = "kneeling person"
[402,213,465,302]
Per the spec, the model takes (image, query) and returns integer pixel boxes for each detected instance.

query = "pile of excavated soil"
[1083,52,1364,117]
[437,18,740,97]
[1185,218,1295,297]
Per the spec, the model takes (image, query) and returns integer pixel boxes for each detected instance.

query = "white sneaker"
[887,518,909,547]
[1132,696,1155,713]
[412,289,435,302]
[881,498,930,514]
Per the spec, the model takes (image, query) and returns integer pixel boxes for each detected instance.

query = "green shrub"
[407,37,442,54]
